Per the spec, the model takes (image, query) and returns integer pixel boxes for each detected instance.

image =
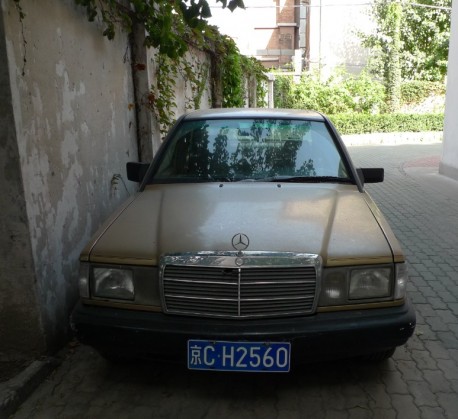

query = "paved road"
[12,143,458,419]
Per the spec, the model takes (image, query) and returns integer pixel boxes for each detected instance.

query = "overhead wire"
[209,1,451,11]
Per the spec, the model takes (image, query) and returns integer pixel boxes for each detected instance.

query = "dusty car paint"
[73,109,415,367]
[83,182,397,268]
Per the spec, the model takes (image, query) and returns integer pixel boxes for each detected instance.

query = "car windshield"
[151,118,350,183]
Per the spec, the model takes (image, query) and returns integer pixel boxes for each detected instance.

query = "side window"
[302,126,348,177]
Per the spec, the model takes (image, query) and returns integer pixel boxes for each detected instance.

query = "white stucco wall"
[0,7,46,358]
[441,2,458,181]
[1,0,138,352]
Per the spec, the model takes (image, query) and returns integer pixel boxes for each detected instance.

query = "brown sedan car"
[72,109,415,372]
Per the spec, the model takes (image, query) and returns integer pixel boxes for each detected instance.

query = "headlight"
[320,271,347,306]
[93,267,134,300]
[349,268,391,300]
[78,263,90,298]
[319,264,399,307]
[394,263,408,299]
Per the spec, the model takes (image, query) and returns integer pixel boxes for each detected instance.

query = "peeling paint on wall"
[1,0,138,353]
[1,0,215,358]
[0,1,46,359]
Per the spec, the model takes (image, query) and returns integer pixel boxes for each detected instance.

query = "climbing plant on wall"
[204,25,268,109]
[242,56,268,108]
[74,0,245,59]
[73,0,267,132]
[145,50,211,135]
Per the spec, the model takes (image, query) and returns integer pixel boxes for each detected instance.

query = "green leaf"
[201,1,212,18]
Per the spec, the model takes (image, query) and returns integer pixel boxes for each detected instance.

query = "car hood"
[82,183,401,267]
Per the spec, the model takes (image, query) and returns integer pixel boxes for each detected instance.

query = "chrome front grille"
[161,253,320,319]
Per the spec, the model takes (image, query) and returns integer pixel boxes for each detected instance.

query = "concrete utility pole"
[267,73,275,108]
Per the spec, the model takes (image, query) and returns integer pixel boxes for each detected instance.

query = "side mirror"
[126,162,150,183]
[357,168,384,184]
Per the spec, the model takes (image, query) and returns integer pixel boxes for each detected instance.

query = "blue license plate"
[187,340,291,372]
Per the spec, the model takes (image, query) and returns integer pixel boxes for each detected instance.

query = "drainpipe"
[129,22,161,163]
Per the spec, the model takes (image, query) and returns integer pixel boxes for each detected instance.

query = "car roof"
[182,108,325,121]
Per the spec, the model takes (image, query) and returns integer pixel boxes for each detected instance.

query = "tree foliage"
[74,0,245,59]
[73,0,269,133]
[361,0,451,82]
[274,70,386,114]
[385,1,402,112]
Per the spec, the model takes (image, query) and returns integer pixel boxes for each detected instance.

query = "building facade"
[209,0,373,76]
[209,0,303,69]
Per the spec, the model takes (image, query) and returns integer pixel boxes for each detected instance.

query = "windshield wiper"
[256,176,353,184]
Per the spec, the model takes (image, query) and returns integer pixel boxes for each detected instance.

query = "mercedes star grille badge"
[232,233,250,251]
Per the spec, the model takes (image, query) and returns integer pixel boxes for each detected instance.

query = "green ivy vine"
[73,0,267,132]
[218,35,245,107]
[145,51,210,135]
[205,25,268,109]
[148,53,178,135]
[242,56,268,108]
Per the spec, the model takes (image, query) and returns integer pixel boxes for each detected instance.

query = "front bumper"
[71,299,416,364]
